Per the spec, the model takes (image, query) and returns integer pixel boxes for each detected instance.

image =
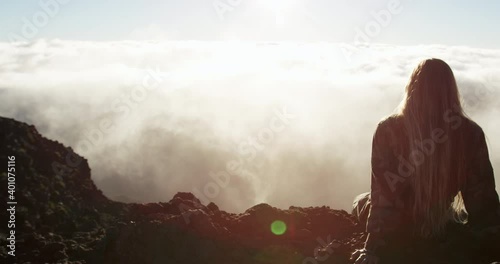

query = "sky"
[0,0,500,47]
[0,1,499,212]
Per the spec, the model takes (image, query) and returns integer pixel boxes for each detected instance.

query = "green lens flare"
[271,220,287,235]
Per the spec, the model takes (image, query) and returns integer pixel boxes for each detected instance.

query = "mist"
[1,39,499,213]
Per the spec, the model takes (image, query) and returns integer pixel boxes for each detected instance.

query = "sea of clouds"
[1,39,499,212]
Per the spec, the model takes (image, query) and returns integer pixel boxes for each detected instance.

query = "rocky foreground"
[0,117,499,264]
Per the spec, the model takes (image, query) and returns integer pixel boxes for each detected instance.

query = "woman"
[351,58,500,263]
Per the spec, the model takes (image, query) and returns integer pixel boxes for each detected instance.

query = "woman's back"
[372,114,498,231]
[352,59,500,264]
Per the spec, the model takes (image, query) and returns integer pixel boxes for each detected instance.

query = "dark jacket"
[365,115,500,252]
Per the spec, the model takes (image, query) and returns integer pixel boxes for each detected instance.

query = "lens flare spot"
[271,220,287,235]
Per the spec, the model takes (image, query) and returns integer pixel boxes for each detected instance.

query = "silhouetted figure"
[351,58,500,264]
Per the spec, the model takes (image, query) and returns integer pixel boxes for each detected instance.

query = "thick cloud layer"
[1,39,499,212]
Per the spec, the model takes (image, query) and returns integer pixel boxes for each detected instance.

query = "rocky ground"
[1,116,499,264]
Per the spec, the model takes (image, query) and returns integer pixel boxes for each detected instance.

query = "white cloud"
[1,39,499,212]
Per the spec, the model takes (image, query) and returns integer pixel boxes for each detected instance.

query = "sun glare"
[257,0,298,26]
[271,220,287,235]
[258,0,287,11]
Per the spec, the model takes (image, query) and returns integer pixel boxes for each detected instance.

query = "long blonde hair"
[397,58,467,237]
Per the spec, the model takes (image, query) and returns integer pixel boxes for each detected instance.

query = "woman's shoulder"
[458,115,485,136]
[372,114,404,140]
[375,114,484,133]
[375,114,403,130]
